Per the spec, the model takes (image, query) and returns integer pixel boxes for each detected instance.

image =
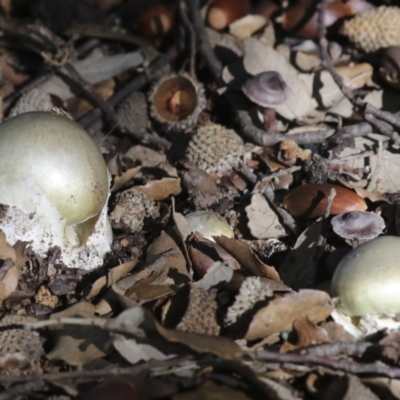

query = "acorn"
[130,0,174,39]
[148,73,205,132]
[283,183,367,219]
[282,0,358,39]
[341,6,400,53]
[207,0,251,31]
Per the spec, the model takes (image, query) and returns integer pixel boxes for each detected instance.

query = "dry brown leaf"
[47,302,113,365]
[39,49,143,101]
[317,63,372,110]
[0,233,27,306]
[85,258,138,300]
[245,289,334,340]
[280,316,330,353]
[245,193,286,239]
[0,231,16,261]
[278,220,322,289]
[146,230,188,277]
[0,259,19,306]
[229,15,267,39]
[111,165,142,192]
[194,261,234,291]
[133,178,181,200]
[113,336,169,364]
[173,380,252,400]
[214,236,281,281]
[127,278,176,302]
[156,321,242,361]
[67,78,115,118]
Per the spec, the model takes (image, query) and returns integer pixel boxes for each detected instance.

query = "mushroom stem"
[262,107,278,132]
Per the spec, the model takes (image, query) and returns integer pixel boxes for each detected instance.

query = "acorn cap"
[148,73,206,132]
[185,122,244,176]
[341,6,400,53]
[242,71,290,108]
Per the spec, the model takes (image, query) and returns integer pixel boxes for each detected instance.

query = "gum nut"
[331,236,400,316]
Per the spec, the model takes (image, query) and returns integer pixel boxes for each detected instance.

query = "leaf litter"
[2,1,400,399]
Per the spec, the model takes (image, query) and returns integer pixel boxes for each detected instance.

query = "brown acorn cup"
[149,73,205,132]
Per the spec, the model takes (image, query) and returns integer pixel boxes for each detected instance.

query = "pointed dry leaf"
[146,230,188,277]
[133,178,181,200]
[214,236,281,281]
[278,220,322,289]
[243,38,313,120]
[280,316,330,353]
[85,258,138,299]
[317,63,372,109]
[245,289,334,340]
[229,15,267,39]
[246,193,286,239]
[156,321,242,361]
[0,231,16,261]
[113,336,168,364]
[0,259,19,306]
[39,49,143,100]
[194,261,234,291]
[47,302,113,365]
[174,380,252,400]
[111,165,142,192]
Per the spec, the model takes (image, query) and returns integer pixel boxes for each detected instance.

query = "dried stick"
[263,184,299,234]
[78,46,177,129]
[64,62,171,149]
[185,0,223,84]
[179,0,196,79]
[254,349,400,379]
[0,357,190,384]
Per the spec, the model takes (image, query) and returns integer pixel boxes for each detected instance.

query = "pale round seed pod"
[185,211,234,242]
[331,236,400,316]
[0,111,112,269]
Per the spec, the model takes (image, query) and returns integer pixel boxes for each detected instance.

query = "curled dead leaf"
[245,289,334,340]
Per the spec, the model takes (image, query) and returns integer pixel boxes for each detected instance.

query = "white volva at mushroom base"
[0,112,112,270]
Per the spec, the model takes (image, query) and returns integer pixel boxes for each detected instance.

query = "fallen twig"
[64,62,171,149]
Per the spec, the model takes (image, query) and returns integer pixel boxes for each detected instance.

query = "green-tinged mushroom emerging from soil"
[0,111,112,269]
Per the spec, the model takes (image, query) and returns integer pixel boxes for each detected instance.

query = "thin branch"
[0,357,190,384]
[185,0,223,84]
[179,0,196,79]
[78,46,177,129]
[254,350,400,379]
[64,62,171,149]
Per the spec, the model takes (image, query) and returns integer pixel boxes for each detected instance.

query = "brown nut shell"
[207,0,251,31]
[283,183,367,219]
[131,1,174,39]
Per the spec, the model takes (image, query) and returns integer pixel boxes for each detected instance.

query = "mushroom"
[331,235,400,316]
[242,71,290,132]
[0,111,112,270]
[185,211,234,242]
[331,211,385,247]
[331,236,400,337]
